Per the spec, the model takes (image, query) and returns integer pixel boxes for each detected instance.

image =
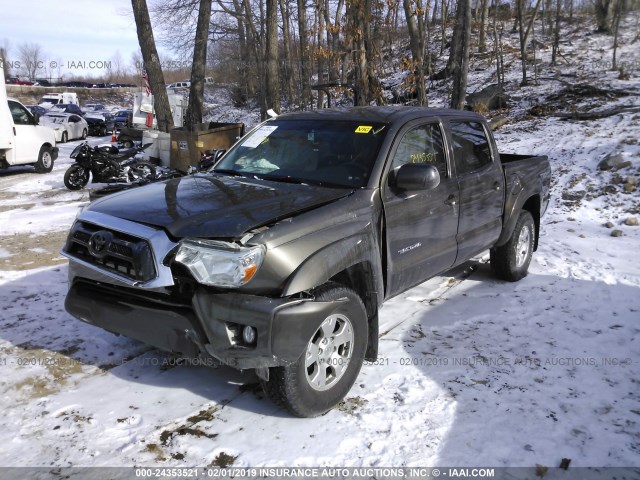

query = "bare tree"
[297,0,313,108]
[131,0,175,133]
[265,0,281,116]
[478,0,489,52]
[403,0,428,105]
[186,0,213,129]
[611,0,626,69]
[515,0,543,85]
[18,43,43,80]
[551,0,561,64]
[450,0,471,109]
[595,0,615,32]
[346,0,372,105]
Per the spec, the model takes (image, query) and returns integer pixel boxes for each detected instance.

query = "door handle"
[444,194,457,206]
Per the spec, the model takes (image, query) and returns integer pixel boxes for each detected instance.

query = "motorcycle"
[63,142,156,191]
[188,149,226,174]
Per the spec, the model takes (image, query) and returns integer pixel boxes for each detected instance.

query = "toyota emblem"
[88,230,113,258]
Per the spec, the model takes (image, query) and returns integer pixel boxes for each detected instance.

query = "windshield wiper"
[213,168,247,177]
[258,174,353,189]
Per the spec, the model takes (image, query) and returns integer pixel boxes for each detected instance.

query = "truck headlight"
[174,239,265,288]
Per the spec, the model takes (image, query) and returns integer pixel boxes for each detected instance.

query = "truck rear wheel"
[491,210,535,282]
[261,284,368,417]
[34,146,54,173]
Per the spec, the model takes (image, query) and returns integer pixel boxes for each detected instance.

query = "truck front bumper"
[65,279,345,371]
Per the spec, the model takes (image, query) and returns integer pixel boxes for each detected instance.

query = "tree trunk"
[264,0,280,116]
[297,0,313,108]
[186,0,212,130]
[450,0,471,109]
[316,0,326,108]
[279,0,296,104]
[551,0,561,64]
[347,0,370,105]
[478,0,489,52]
[403,0,427,105]
[612,0,625,69]
[131,0,174,133]
[595,0,615,33]
[517,0,543,85]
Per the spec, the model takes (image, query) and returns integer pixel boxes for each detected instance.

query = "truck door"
[448,120,504,263]
[8,100,37,164]
[383,121,459,297]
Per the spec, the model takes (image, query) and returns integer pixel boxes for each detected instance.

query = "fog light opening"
[242,326,257,345]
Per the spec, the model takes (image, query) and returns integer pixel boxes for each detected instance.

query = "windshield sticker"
[242,125,278,148]
[355,125,373,134]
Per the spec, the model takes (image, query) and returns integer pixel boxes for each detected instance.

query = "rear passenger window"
[391,123,447,177]
[449,121,493,175]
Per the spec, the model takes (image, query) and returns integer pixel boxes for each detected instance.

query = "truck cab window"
[449,121,493,175]
[391,123,447,177]
[9,101,32,125]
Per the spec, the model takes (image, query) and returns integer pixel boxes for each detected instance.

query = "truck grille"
[64,221,156,283]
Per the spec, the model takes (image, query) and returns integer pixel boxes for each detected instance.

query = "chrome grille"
[64,221,156,282]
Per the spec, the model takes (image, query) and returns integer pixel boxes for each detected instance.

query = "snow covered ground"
[0,14,639,474]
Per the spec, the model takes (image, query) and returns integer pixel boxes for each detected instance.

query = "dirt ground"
[0,230,69,271]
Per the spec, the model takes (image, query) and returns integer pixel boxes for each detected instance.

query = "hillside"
[0,10,638,475]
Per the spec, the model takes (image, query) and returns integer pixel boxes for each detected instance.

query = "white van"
[1,70,58,173]
[38,92,79,110]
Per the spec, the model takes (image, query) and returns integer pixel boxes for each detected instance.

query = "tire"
[34,146,54,173]
[100,126,107,136]
[61,131,68,143]
[261,283,368,417]
[64,165,90,190]
[81,128,88,140]
[121,136,134,148]
[130,161,157,182]
[490,210,535,282]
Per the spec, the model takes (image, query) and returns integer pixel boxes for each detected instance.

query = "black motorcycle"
[64,142,156,191]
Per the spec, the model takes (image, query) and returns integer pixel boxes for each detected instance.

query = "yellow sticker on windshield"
[355,125,373,134]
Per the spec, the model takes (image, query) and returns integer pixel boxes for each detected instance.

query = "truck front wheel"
[35,146,54,173]
[261,284,368,417]
[491,210,535,282]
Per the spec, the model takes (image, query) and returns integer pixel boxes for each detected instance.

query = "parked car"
[49,103,84,116]
[40,113,88,143]
[34,79,53,87]
[62,106,551,417]
[39,93,80,110]
[85,112,116,137]
[167,81,190,90]
[112,109,132,129]
[6,77,33,86]
[26,105,47,120]
[84,104,106,113]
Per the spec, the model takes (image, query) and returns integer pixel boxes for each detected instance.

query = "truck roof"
[274,106,485,124]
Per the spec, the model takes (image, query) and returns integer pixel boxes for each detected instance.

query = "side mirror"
[394,163,441,191]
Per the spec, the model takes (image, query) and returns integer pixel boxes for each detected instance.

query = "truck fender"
[496,182,542,250]
[282,235,384,361]
[283,234,382,299]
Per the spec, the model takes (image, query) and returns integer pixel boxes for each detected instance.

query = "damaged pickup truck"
[62,107,551,417]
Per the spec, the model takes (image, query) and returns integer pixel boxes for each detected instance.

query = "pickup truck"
[62,107,551,417]
[0,69,58,172]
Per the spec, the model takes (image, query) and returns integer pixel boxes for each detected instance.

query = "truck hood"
[88,174,353,239]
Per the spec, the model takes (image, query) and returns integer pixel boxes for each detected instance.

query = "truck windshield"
[214,119,388,188]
